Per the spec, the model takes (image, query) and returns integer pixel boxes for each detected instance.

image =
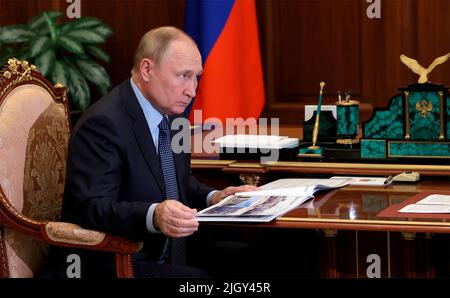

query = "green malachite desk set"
[299,53,450,162]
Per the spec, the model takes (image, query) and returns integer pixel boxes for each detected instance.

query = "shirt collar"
[130,77,165,131]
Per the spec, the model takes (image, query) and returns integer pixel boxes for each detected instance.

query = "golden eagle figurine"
[400,53,450,84]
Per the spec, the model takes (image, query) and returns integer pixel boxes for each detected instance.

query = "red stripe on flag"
[190,0,265,124]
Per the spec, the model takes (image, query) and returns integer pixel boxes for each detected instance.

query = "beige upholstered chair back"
[0,58,70,277]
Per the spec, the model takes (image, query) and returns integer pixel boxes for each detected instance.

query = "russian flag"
[184,0,265,124]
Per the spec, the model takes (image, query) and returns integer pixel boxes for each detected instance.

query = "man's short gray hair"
[132,26,196,73]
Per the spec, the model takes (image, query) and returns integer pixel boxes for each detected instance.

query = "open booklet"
[399,194,450,213]
[196,178,349,222]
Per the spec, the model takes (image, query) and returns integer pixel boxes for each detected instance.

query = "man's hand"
[154,200,198,238]
[210,185,260,205]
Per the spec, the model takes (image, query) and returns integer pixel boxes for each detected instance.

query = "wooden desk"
[191,126,450,277]
[197,180,450,278]
[277,182,450,278]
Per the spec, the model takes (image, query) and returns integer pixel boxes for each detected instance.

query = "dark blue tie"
[158,117,187,266]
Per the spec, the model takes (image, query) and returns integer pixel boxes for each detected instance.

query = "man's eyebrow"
[180,69,202,76]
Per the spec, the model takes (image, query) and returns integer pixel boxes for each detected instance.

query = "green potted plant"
[0,11,112,111]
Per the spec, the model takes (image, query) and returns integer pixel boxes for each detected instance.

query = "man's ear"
[140,58,154,82]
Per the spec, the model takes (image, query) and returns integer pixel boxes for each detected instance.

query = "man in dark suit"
[48,26,256,277]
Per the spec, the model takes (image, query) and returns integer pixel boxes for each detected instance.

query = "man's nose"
[185,78,197,98]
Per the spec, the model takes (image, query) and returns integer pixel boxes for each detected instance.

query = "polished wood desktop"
[191,126,450,278]
[257,181,450,232]
[196,179,450,278]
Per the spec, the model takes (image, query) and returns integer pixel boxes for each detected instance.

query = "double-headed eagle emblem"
[400,53,450,84]
[415,99,433,118]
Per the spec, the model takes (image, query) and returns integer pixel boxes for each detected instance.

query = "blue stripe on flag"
[184,0,235,63]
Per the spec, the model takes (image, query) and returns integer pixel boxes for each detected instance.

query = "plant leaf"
[65,30,105,44]
[86,45,110,63]
[67,65,91,110]
[58,36,85,55]
[29,35,52,58]
[92,25,113,38]
[50,59,70,88]
[57,23,72,34]
[0,25,35,43]
[43,12,58,43]
[35,25,50,36]
[59,17,103,34]
[28,11,62,31]
[34,49,55,76]
[75,59,111,94]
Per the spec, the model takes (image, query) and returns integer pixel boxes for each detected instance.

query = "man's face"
[145,39,202,115]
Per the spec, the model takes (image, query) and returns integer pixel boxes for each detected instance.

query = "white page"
[238,178,349,197]
[236,185,344,197]
[212,134,287,145]
[416,194,450,205]
[196,215,277,222]
[330,176,389,186]
[235,187,312,197]
[399,204,450,213]
[211,134,299,149]
[259,178,350,190]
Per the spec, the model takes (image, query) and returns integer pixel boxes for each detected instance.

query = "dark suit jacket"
[50,79,213,276]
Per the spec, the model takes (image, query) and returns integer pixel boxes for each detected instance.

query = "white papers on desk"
[330,176,390,186]
[212,134,299,149]
[399,194,450,213]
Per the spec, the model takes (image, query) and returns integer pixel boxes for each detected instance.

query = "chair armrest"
[0,197,141,255]
[1,198,141,276]
[42,222,142,255]
[41,222,142,277]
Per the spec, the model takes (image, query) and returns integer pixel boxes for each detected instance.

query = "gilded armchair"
[0,58,141,278]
